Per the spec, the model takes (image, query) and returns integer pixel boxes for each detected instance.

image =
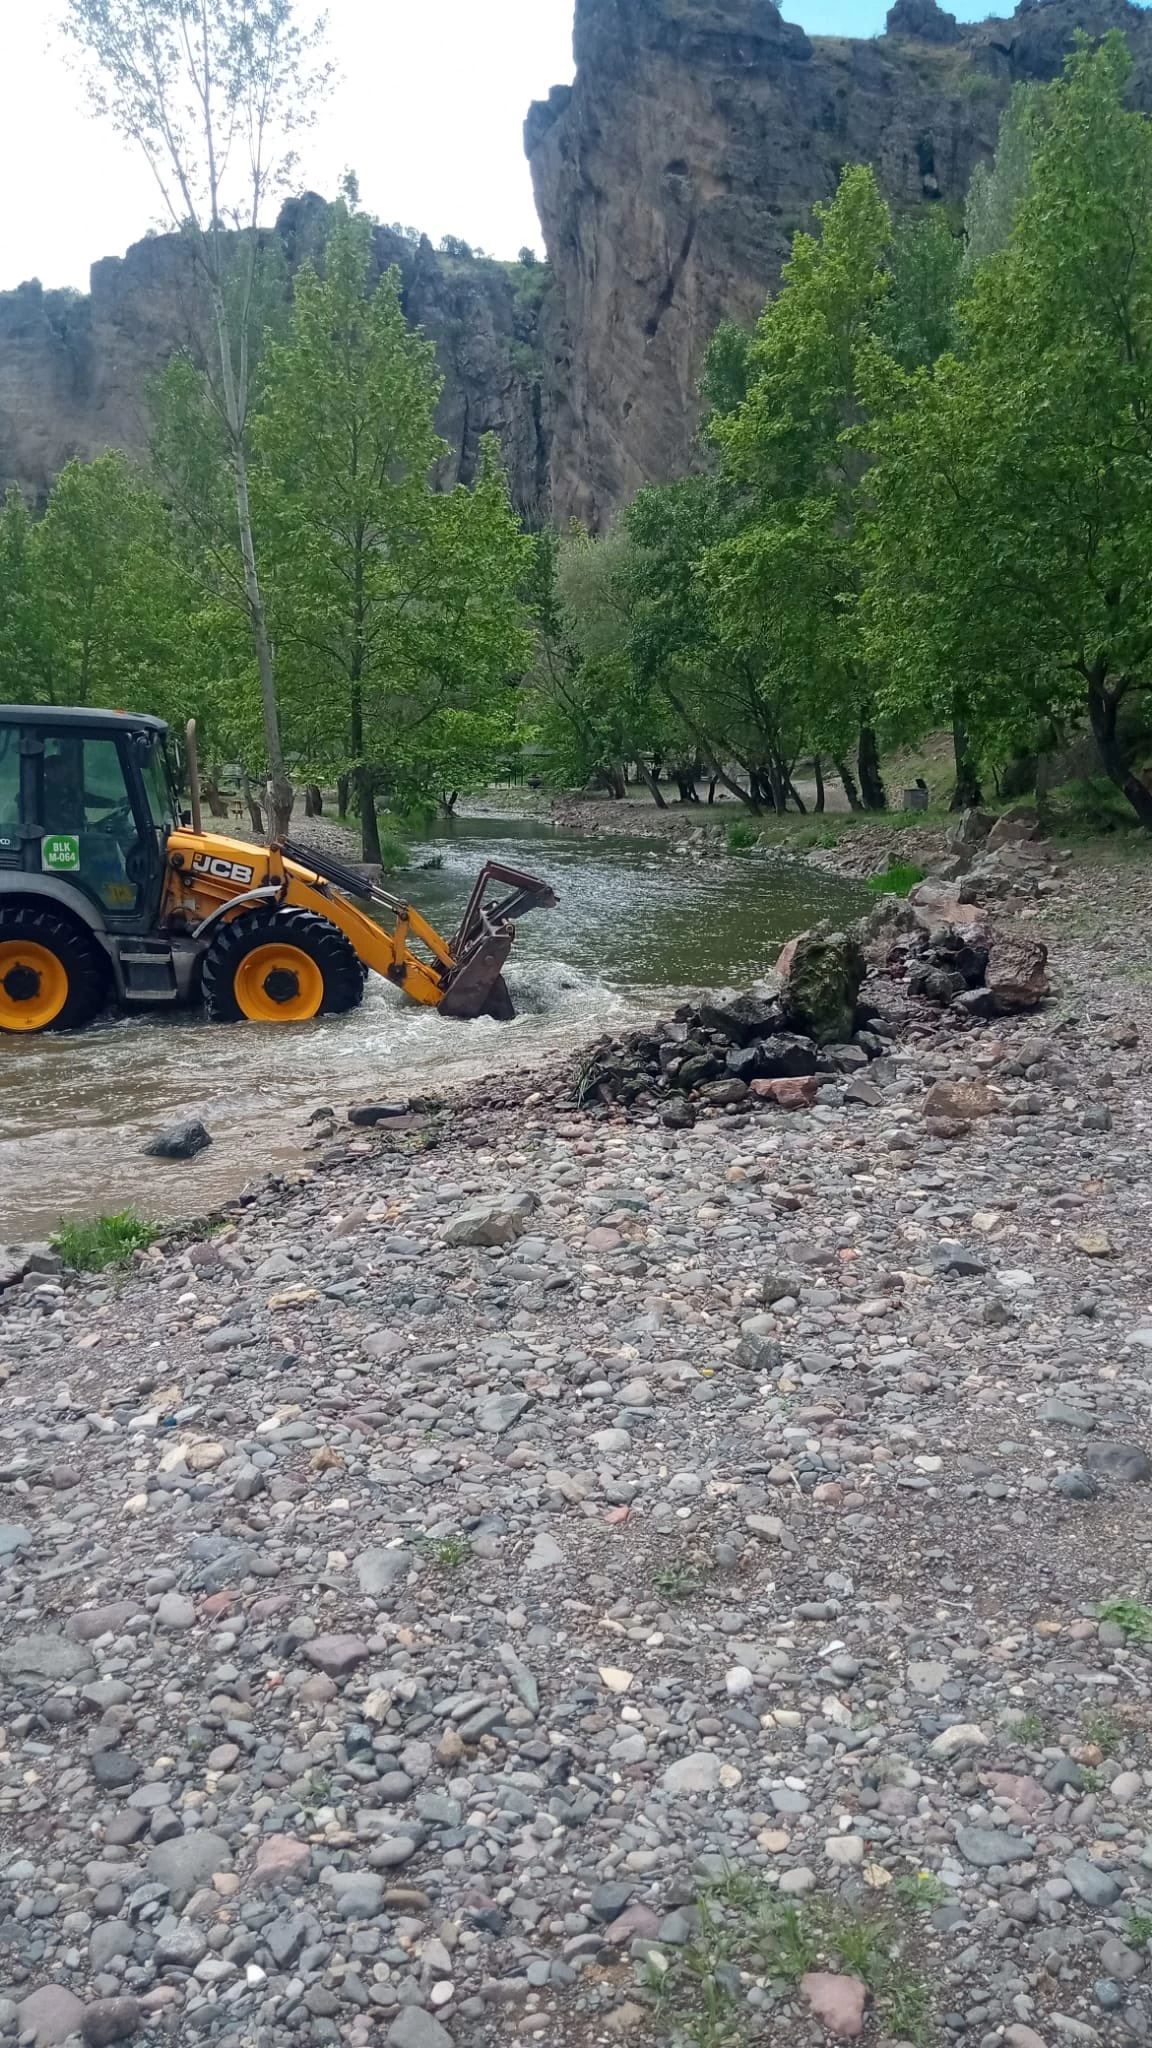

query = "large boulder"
[777,924,865,1046]
[443,1192,538,1247]
[986,932,1050,1011]
[986,806,1040,850]
[886,0,961,40]
[947,807,994,848]
[143,1118,211,1160]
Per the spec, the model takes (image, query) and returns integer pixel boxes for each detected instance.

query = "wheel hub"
[263,967,301,1004]
[0,938,70,1032]
[230,941,324,1023]
[2,964,40,1002]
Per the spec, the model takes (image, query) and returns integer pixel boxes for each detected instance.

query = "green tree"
[963,85,1042,276]
[864,34,1152,828]
[0,490,48,704]
[705,165,894,809]
[880,210,963,370]
[65,0,332,837]
[254,208,530,860]
[0,455,209,732]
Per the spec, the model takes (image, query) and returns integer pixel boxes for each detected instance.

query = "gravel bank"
[2,850,1152,2048]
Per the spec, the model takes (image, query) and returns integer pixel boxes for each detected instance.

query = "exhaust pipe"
[185,719,203,836]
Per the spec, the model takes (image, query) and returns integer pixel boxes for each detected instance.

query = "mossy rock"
[782,922,865,1045]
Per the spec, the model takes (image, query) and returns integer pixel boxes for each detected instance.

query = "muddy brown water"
[0,816,867,1239]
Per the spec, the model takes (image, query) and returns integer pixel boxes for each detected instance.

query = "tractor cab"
[0,705,177,934]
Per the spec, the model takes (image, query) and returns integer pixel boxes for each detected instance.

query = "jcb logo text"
[191,853,255,884]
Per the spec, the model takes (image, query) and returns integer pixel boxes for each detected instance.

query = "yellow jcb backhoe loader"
[0,705,556,1033]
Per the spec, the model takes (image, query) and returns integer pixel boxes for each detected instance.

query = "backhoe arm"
[279,854,452,1006]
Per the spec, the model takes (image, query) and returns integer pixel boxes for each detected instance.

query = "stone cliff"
[0,198,551,524]
[5,0,1152,534]
[527,0,1152,526]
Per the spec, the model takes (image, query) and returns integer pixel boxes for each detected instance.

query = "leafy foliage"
[53,1209,160,1272]
[864,34,1152,827]
[254,206,529,857]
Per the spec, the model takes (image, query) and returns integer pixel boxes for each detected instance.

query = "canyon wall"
[4,0,1152,534]
[527,0,1152,527]
[0,198,550,525]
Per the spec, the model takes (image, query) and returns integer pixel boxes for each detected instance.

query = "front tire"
[202,908,365,1024]
[0,905,106,1034]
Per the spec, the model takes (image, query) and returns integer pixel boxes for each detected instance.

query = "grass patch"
[52,1209,160,1272]
[420,1533,471,1569]
[1127,1912,1152,1949]
[1004,1708,1048,1744]
[377,828,410,872]
[1082,1711,1125,1754]
[652,1561,713,1602]
[892,1870,949,1909]
[726,818,762,854]
[1099,1596,1152,1643]
[1039,774,1149,839]
[866,858,925,897]
[646,1878,933,2048]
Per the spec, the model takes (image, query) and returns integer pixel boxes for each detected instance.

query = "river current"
[0,815,867,1238]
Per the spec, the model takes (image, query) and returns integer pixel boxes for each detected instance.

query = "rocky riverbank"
[2,844,1152,2048]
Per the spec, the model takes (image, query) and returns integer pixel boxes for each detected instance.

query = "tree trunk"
[785,776,807,814]
[950,707,983,810]
[356,766,382,864]
[639,763,668,809]
[656,679,759,808]
[239,769,264,837]
[813,755,825,813]
[211,285,292,840]
[1087,671,1152,827]
[835,756,862,811]
[336,774,350,818]
[203,776,229,819]
[857,725,887,811]
[765,762,788,814]
[707,777,718,804]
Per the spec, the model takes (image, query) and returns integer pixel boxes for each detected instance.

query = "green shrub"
[1099,1596,1152,1643]
[377,827,407,868]
[53,1210,160,1272]
[867,859,925,896]
[726,818,761,853]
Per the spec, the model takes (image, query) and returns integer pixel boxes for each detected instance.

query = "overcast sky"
[5,0,1005,294]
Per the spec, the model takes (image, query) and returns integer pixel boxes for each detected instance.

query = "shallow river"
[0,816,867,1239]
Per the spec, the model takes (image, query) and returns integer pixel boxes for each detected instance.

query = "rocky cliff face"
[527,0,1152,527]
[0,200,551,525]
[6,0,1151,534]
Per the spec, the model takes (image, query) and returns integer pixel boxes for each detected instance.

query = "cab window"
[0,727,20,846]
[41,734,143,914]
[137,739,176,836]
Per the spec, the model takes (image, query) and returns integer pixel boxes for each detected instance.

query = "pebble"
[1,885,1151,2048]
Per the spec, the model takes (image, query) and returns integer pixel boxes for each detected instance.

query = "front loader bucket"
[439,861,557,1020]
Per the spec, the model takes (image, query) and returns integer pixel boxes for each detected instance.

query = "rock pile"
[875,900,1052,1019]
[578,902,1051,1122]
[574,928,885,1123]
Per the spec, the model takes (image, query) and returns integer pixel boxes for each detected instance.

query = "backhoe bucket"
[439,861,558,1020]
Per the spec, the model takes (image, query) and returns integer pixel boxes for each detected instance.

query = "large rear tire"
[202,907,365,1024]
[0,905,106,1034]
